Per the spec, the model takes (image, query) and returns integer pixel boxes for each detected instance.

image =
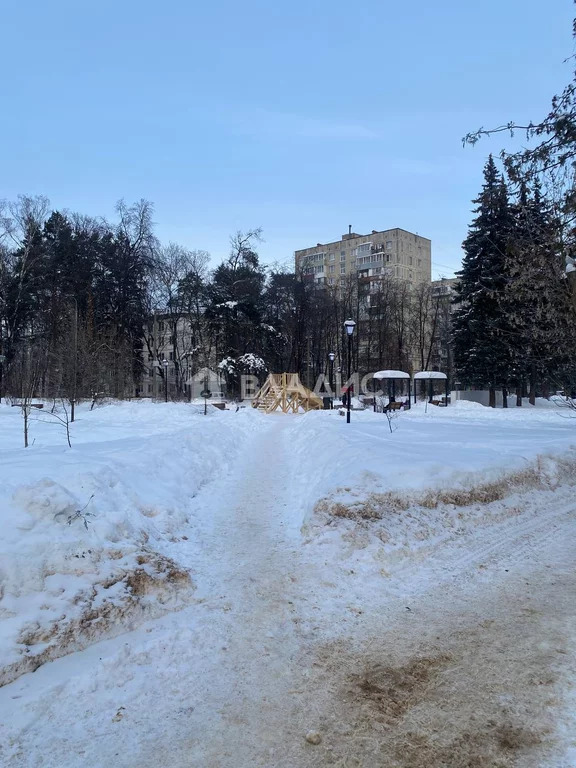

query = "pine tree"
[452,156,514,406]
[205,229,266,374]
[504,182,576,403]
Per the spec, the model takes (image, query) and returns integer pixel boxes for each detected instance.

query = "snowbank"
[280,402,576,526]
[0,401,267,685]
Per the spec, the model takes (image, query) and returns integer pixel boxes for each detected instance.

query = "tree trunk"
[529,364,536,406]
[489,386,496,408]
[515,386,522,407]
[502,387,508,408]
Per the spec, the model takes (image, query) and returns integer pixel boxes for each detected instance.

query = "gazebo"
[413,371,449,405]
[373,370,411,410]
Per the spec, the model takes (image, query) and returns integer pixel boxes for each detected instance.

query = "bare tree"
[148,244,211,393]
[411,282,441,372]
[12,343,43,448]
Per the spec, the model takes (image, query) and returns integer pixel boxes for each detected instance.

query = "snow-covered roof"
[413,371,447,380]
[373,369,410,380]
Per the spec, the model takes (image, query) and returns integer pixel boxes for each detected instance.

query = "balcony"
[356,253,391,271]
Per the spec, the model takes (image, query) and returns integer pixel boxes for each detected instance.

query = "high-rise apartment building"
[294,227,431,288]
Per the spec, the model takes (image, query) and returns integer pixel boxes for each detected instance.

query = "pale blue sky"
[1,0,574,278]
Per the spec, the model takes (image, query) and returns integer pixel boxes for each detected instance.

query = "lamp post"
[344,319,356,424]
[328,351,335,409]
[162,358,169,403]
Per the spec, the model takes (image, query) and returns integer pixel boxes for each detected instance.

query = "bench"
[384,401,404,412]
[11,402,44,409]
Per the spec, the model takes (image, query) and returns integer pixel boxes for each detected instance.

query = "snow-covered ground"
[0,401,268,685]
[0,399,575,767]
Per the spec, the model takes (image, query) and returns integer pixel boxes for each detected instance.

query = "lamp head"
[344,319,356,336]
[328,352,335,362]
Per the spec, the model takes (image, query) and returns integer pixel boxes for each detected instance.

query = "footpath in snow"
[0,399,575,767]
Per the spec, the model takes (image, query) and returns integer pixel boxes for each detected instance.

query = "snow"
[0,401,268,684]
[413,370,447,379]
[286,400,576,524]
[0,399,575,766]
[373,369,410,379]
[236,352,267,373]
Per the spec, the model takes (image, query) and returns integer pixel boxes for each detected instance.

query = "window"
[418,259,422,267]
[409,257,413,266]
[386,241,392,251]
[340,251,346,262]
[340,265,346,275]
[147,384,152,394]
[329,264,335,273]
[328,277,334,285]
[169,351,174,361]
[386,254,390,262]
[329,252,335,261]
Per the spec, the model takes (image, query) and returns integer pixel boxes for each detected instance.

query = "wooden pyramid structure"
[252,373,323,413]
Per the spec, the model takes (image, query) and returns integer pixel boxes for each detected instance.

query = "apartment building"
[294,227,432,289]
[431,276,458,300]
[430,277,459,378]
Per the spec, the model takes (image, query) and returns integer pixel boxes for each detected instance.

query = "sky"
[1,0,574,279]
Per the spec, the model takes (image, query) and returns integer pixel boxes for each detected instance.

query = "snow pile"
[0,401,267,685]
[280,403,576,528]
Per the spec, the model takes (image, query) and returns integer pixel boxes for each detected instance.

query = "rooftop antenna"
[348,224,352,235]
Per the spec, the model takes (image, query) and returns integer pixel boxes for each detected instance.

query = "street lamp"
[328,352,335,409]
[162,359,169,403]
[344,319,356,424]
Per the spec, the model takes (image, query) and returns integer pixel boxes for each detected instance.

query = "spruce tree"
[504,182,576,403]
[452,156,514,407]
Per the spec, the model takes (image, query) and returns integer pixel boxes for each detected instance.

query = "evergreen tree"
[504,182,576,402]
[452,156,514,406]
[205,230,266,372]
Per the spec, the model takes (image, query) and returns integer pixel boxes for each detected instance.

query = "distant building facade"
[430,277,459,378]
[295,227,432,288]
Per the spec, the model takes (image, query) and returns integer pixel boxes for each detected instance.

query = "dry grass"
[316,456,576,525]
[316,493,409,523]
[1,551,193,688]
[354,654,452,723]
[393,723,543,768]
